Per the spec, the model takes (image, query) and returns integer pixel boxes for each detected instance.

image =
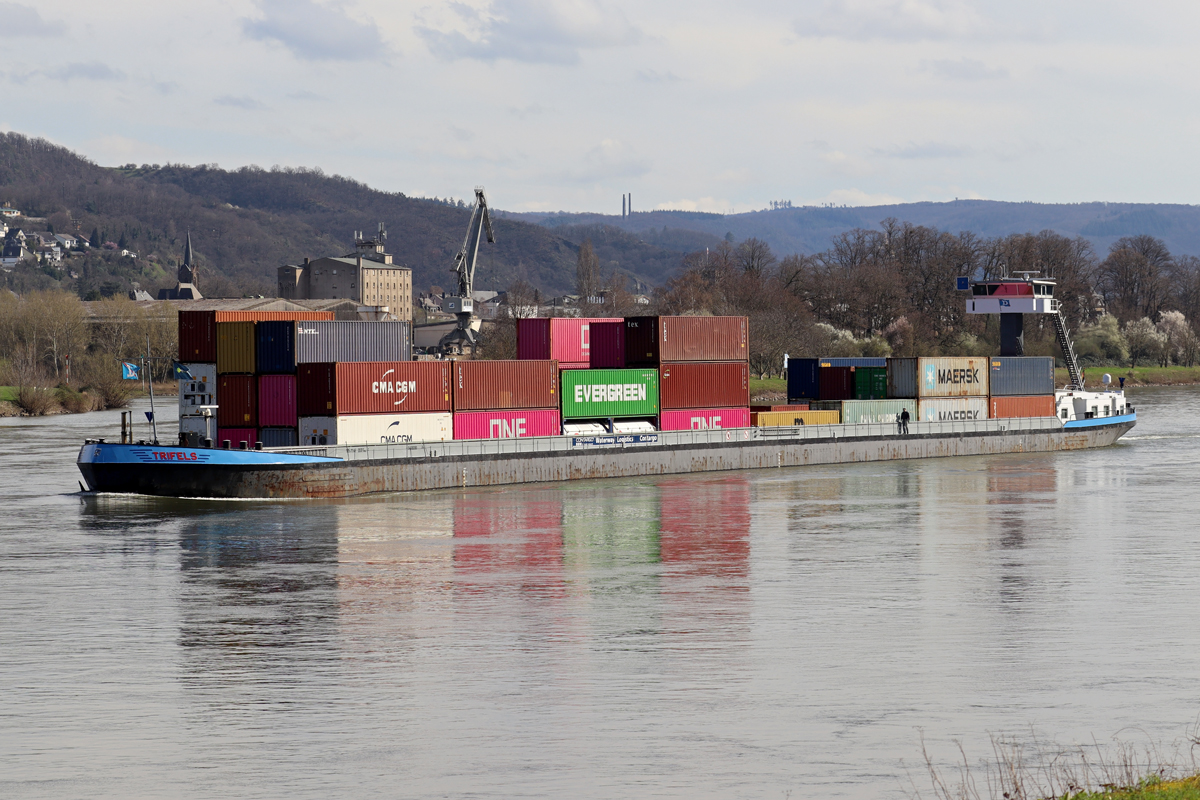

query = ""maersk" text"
[937,368,980,385]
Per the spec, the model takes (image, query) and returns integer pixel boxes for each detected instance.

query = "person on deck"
[900,408,910,435]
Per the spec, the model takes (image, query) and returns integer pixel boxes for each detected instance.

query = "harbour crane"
[437,187,495,355]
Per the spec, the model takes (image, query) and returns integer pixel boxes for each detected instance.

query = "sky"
[0,0,1196,214]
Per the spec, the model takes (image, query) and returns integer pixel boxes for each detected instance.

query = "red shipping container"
[818,366,854,401]
[750,404,809,412]
[258,374,298,427]
[178,310,334,362]
[589,321,626,369]
[453,409,561,439]
[297,361,451,417]
[217,375,257,427]
[624,316,748,365]
[659,362,749,409]
[989,395,1056,418]
[517,318,621,369]
[452,360,559,411]
[659,407,750,431]
[216,428,257,448]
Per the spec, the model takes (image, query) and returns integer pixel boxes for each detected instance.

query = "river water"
[1,388,1197,799]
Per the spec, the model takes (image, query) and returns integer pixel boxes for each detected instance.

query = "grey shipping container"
[886,358,918,398]
[258,427,299,448]
[295,321,412,364]
[988,356,1055,396]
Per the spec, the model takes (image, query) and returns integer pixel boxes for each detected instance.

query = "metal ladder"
[1053,311,1084,389]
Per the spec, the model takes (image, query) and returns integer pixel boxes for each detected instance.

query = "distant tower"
[159,230,203,300]
[178,230,196,284]
[622,194,626,218]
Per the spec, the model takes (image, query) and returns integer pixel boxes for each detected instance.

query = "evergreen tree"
[118,232,128,249]
[90,227,100,248]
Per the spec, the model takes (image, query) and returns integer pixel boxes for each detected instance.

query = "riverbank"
[1078,776,1200,798]
[0,382,176,417]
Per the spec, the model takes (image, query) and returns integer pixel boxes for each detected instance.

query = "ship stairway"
[1053,311,1084,389]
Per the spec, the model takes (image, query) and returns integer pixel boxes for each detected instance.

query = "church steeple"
[183,230,194,267]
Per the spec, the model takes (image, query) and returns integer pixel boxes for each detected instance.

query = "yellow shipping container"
[753,410,841,427]
[216,321,256,375]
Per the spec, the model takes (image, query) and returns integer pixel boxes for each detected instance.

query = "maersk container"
[752,410,840,426]
[258,374,298,427]
[915,357,989,398]
[787,358,819,400]
[216,375,257,428]
[216,428,257,449]
[299,412,453,446]
[453,409,562,440]
[854,366,888,399]
[660,362,749,410]
[517,317,621,370]
[258,427,299,448]
[818,366,854,401]
[589,321,626,369]
[814,399,917,424]
[256,320,296,374]
[989,356,1055,397]
[750,403,809,412]
[178,363,216,417]
[886,357,918,398]
[179,310,334,362]
[659,407,750,431]
[918,396,989,422]
[818,357,887,368]
[295,320,412,364]
[624,316,749,365]
[298,361,451,417]
[453,360,559,412]
[560,368,659,419]
[216,321,256,374]
[989,395,1056,419]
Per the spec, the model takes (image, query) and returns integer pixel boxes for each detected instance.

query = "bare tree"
[1096,236,1172,322]
[575,239,600,303]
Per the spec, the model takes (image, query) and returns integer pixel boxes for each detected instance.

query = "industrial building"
[277,225,412,322]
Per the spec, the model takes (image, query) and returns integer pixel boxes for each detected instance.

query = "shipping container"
[517,317,621,369]
[178,309,333,362]
[257,374,298,427]
[787,358,820,400]
[560,368,659,419]
[295,320,412,364]
[258,427,299,448]
[589,320,626,369]
[750,404,809,412]
[818,357,888,368]
[989,356,1055,396]
[216,321,256,374]
[752,410,841,426]
[178,363,216,416]
[988,395,1056,419]
[256,320,296,374]
[659,362,749,410]
[886,357,918,398]
[216,375,257,428]
[659,407,750,431]
[818,366,854,401]
[299,412,453,445]
[813,399,917,425]
[216,428,257,449]
[890,357,990,398]
[918,396,989,422]
[452,360,559,411]
[854,366,888,399]
[297,361,451,417]
[624,316,748,365]
[453,409,562,439]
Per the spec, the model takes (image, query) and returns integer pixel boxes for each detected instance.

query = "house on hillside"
[54,233,78,250]
[1,230,33,269]
[0,207,19,219]
[278,225,412,322]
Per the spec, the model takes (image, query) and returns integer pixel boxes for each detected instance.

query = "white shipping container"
[916,357,990,398]
[178,363,217,417]
[918,397,989,422]
[298,412,452,445]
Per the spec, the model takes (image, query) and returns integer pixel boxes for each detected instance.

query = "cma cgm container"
[256,321,297,374]
[299,412,453,446]
[453,409,562,440]
[891,357,990,398]
[989,357,1055,396]
[258,374,298,427]
[298,361,451,417]
[178,363,216,416]
[258,427,299,448]
[918,396,989,422]
[787,358,820,400]
[560,368,659,419]
[624,316,748,365]
[753,410,841,426]
[659,407,750,431]
[854,367,888,400]
[453,360,559,412]
[814,399,917,425]
[517,317,621,370]
[178,310,333,362]
[216,375,257,428]
[989,395,1056,419]
[295,321,412,364]
[589,320,626,369]
[660,362,749,410]
[217,428,257,449]
[216,321,256,374]
[818,366,854,401]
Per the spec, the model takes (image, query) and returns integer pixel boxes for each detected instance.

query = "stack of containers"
[987,357,1056,418]
[517,318,621,370]
[216,320,258,446]
[589,321,626,369]
[257,321,299,447]
[786,357,888,422]
[297,360,450,445]
[452,360,561,440]
[559,367,660,428]
[887,357,990,422]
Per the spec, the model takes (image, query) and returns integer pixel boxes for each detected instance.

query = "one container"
[989,357,1055,397]
[560,368,660,419]
[659,362,749,410]
[918,396,989,422]
[295,320,412,364]
[179,310,333,362]
[297,361,452,417]
[750,404,809,412]
[589,320,626,369]
[752,410,841,426]
[452,409,562,439]
[452,360,559,411]
[819,357,887,368]
[624,316,748,365]
[256,320,296,374]
[886,357,918,399]
[517,317,621,370]
[216,375,257,428]
[258,374,298,427]
[915,357,990,398]
[854,367,888,400]
[818,366,854,401]
[298,412,453,446]
[216,428,257,449]
[989,395,1056,419]
[216,321,256,375]
[787,358,819,400]
[178,363,216,416]
[258,427,299,448]
[815,399,917,425]
[659,407,750,431]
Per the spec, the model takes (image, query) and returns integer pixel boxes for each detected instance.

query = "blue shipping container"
[818,357,888,368]
[256,321,296,374]
[787,358,820,400]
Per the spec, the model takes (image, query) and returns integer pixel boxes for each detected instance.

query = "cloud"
[636,69,684,83]
[418,0,641,65]
[820,150,874,177]
[0,3,61,37]
[509,103,552,118]
[559,138,650,182]
[927,57,1008,80]
[215,95,266,110]
[11,62,125,84]
[877,141,973,159]
[795,0,984,41]
[288,90,326,101]
[243,0,387,61]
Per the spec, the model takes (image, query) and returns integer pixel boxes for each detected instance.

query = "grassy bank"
[1073,775,1200,798]
[0,386,15,403]
[749,377,786,400]
[1059,365,1200,387]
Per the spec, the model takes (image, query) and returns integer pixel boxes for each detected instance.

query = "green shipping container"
[560,368,659,419]
[854,367,888,400]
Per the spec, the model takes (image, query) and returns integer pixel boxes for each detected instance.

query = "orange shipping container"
[179,310,334,362]
[297,361,451,417]
[624,316,748,364]
[452,360,559,411]
[988,395,1056,419]
[659,362,749,409]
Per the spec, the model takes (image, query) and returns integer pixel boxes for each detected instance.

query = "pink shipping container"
[517,317,621,369]
[258,374,298,427]
[589,321,626,369]
[453,409,561,440]
[659,407,751,431]
[216,428,257,448]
